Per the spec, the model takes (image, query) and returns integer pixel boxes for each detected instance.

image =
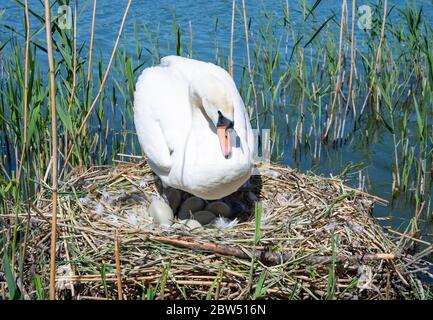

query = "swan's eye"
[217,111,234,129]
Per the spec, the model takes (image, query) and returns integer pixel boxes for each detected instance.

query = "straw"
[4,158,428,300]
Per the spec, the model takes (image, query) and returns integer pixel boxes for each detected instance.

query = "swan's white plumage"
[134,56,254,199]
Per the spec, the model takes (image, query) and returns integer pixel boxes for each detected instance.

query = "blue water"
[1,1,433,250]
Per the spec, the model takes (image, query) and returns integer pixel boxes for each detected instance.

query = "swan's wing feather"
[134,68,172,173]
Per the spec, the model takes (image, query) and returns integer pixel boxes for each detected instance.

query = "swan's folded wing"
[134,69,172,173]
[136,115,172,174]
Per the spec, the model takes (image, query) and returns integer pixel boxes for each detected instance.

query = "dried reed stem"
[374,0,387,74]
[229,0,235,77]
[150,235,394,266]
[60,0,132,178]
[78,0,131,133]
[43,0,58,300]
[324,0,347,140]
[65,1,78,151]
[241,0,259,130]
[16,0,30,182]
[360,0,388,116]
[87,0,97,83]
[83,0,96,134]
[115,230,123,300]
[20,201,31,293]
[68,1,77,112]
[343,0,356,121]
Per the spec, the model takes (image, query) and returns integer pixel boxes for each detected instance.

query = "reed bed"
[1,158,429,300]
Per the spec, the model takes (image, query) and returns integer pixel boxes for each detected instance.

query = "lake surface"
[1,0,433,252]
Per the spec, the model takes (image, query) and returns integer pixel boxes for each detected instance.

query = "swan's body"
[134,56,254,199]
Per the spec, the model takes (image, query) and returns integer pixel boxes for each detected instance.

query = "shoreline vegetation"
[1,0,433,299]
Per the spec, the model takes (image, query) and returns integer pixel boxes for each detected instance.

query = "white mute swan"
[134,56,254,200]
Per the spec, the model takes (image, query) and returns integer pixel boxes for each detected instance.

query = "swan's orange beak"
[217,126,231,159]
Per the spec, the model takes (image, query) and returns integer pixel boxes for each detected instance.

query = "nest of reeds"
[10,159,428,300]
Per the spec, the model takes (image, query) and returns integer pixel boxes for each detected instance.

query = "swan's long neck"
[188,82,213,132]
[180,86,207,174]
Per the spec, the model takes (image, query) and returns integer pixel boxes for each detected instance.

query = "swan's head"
[189,74,235,158]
